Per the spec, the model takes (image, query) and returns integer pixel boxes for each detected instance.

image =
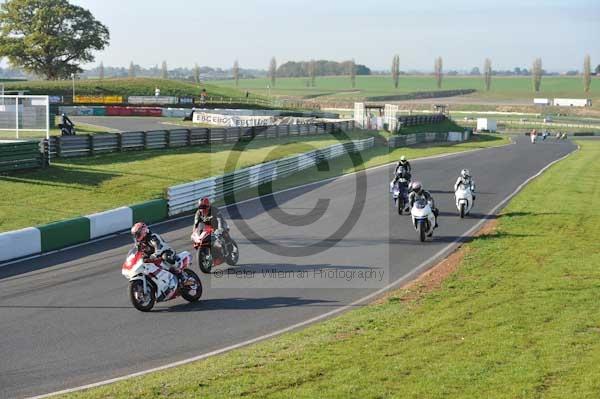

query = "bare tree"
[583,54,591,93]
[233,60,240,87]
[161,60,168,79]
[193,63,200,84]
[128,61,135,78]
[98,61,104,81]
[434,56,443,89]
[269,57,277,87]
[483,58,492,91]
[392,54,400,88]
[532,58,543,92]
[309,59,316,87]
[350,58,356,88]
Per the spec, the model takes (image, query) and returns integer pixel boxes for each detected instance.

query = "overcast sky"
[68,0,599,71]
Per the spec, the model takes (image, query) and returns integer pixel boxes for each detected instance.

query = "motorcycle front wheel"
[418,222,427,242]
[180,269,203,302]
[198,247,213,274]
[397,197,404,215]
[129,280,156,312]
[460,203,465,218]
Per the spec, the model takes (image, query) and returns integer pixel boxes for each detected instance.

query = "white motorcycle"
[121,248,202,312]
[455,185,474,218]
[411,198,436,242]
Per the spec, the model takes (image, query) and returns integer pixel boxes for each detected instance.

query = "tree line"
[0,0,596,94]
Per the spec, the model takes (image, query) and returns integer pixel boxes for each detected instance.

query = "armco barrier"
[45,121,355,159]
[130,199,168,224]
[88,207,133,239]
[388,131,472,148]
[167,138,375,216]
[38,217,91,252]
[0,228,41,262]
[0,140,45,173]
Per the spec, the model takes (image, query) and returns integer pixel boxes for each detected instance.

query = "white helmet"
[411,181,422,193]
[400,155,407,162]
[461,169,470,178]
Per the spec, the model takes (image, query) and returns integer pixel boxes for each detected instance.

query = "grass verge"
[0,133,507,232]
[56,139,600,399]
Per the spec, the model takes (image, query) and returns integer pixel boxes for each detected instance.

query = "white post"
[15,96,19,139]
[71,73,75,99]
[46,97,50,139]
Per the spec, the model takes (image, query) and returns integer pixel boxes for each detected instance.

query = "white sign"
[193,112,275,127]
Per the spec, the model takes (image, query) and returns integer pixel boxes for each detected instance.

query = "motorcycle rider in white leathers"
[454,169,476,200]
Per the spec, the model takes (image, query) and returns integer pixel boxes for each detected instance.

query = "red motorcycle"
[191,224,240,273]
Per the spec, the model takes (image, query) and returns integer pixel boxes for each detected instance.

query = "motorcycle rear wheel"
[129,280,156,312]
[180,269,203,302]
[226,240,240,266]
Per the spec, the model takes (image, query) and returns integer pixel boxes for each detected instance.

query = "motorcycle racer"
[408,181,439,228]
[131,222,180,274]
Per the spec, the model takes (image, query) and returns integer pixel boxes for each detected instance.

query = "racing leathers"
[454,176,476,200]
[136,232,178,271]
[408,189,439,228]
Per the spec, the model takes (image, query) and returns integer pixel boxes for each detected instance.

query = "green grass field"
[0,132,507,232]
[55,139,600,399]
[214,75,599,104]
[2,77,262,99]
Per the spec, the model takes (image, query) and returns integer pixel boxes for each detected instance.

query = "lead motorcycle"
[191,224,240,273]
[410,198,436,242]
[121,248,202,312]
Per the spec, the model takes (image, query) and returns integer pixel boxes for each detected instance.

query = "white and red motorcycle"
[121,248,202,312]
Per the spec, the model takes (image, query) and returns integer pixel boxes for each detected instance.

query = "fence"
[0,140,46,173]
[167,138,375,216]
[46,121,355,158]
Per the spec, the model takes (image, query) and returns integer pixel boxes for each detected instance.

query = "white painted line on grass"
[28,140,575,399]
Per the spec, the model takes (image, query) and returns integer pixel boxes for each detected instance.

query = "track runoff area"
[0,135,575,398]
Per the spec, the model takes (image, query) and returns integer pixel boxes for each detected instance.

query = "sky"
[59,0,600,71]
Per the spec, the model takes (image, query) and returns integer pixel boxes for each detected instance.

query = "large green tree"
[0,0,109,79]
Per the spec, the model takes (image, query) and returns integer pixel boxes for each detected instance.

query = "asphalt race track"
[0,136,575,398]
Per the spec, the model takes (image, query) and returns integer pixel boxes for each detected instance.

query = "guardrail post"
[41,139,49,167]
[117,132,123,151]
[187,129,192,147]
[88,134,94,156]
[275,125,280,138]
[143,131,148,149]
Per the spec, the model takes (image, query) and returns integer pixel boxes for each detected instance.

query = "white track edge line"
[28,140,574,399]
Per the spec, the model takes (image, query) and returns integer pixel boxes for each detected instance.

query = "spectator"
[200,88,207,104]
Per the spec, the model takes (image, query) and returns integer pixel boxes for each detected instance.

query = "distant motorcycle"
[390,177,410,215]
[191,224,240,273]
[121,248,202,312]
[455,185,474,218]
[410,198,436,242]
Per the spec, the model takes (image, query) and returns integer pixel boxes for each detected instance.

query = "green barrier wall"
[130,199,168,224]
[38,217,91,252]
